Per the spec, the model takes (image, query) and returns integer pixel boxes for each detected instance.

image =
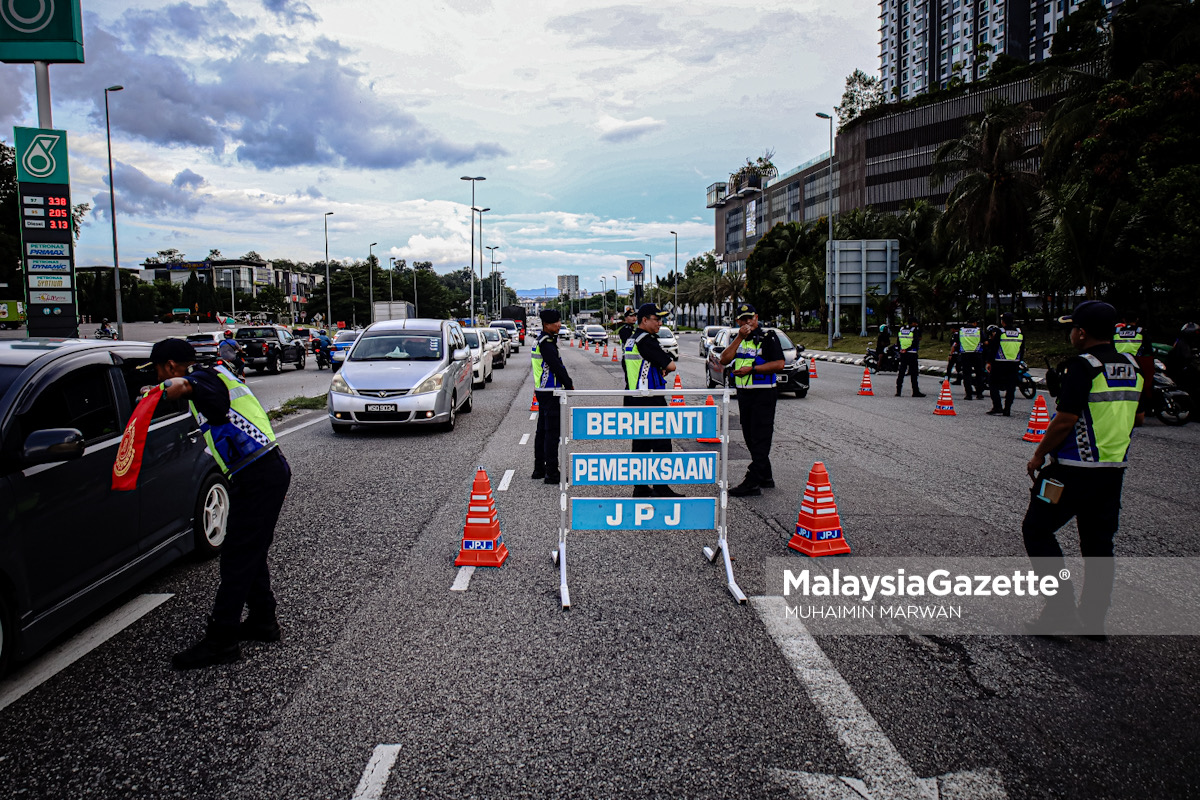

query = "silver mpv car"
[327,319,474,433]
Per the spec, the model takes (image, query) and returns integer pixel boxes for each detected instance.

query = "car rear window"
[481,329,500,341]
[334,331,358,343]
[491,321,516,330]
[185,334,216,343]
[236,328,276,339]
[350,332,442,361]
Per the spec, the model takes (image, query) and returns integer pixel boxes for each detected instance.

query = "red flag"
[112,387,164,491]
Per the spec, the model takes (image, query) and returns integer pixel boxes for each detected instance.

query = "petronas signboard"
[0,0,85,63]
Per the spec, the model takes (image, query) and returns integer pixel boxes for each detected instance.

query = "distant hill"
[515,288,559,299]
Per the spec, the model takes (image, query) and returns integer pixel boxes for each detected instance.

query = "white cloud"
[506,158,556,171]
[595,114,667,143]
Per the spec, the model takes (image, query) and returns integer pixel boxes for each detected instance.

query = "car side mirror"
[23,428,86,466]
[796,344,806,353]
[452,347,470,361]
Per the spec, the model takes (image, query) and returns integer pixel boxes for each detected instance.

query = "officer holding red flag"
[141,338,291,669]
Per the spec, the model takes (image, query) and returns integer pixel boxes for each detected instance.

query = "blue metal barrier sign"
[571,498,717,531]
[571,452,717,485]
[571,406,717,440]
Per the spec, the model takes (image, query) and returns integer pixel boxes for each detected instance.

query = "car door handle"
[187,428,202,441]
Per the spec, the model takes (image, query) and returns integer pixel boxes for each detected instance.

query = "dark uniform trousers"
[960,353,985,398]
[212,449,292,627]
[1022,463,1124,625]
[737,388,777,485]
[625,395,671,492]
[533,390,562,476]
[990,361,1019,411]
[896,351,921,391]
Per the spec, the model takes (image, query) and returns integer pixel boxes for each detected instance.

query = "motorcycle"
[864,344,900,373]
[92,327,118,340]
[1152,359,1192,425]
[314,343,331,370]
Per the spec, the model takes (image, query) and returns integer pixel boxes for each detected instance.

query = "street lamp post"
[644,253,653,305]
[485,245,498,315]
[324,211,334,326]
[601,276,608,323]
[368,242,377,324]
[461,176,485,324]
[224,268,235,322]
[104,85,125,339]
[388,256,395,303]
[473,206,490,321]
[669,230,678,326]
[817,111,835,348]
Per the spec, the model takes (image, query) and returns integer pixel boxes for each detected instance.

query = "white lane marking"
[530,412,538,421]
[519,433,530,445]
[351,744,403,800]
[450,566,476,592]
[498,469,515,492]
[0,593,173,712]
[751,596,1007,800]
[276,416,326,437]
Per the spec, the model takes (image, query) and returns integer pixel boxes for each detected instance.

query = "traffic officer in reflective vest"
[895,319,926,397]
[531,309,574,484]
[957,319,986,400]
[624,303,681,498]
[1022,301,1146,638]
[986,312,1024,416]
[143,339,292,670]
[617,307,637,345]
[719,303,785,497]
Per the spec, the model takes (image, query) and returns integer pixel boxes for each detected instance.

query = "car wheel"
[462,392,474,413]
[295,351,306,370]
[795,389,808,398]
[193,472,231,558]
[268,355,280,374]
[442,394,458,431]
[331,422,352,434]
[486,370,493,383]
[706,374,717,389]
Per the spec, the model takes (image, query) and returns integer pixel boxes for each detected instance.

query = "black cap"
[150,338,197,364]
[623,306,636,318]
[736,302,757,319]
[637,303,669,320]
[1058,301,1117,337]
[539,309,561,324]
[1001,312,1014,325]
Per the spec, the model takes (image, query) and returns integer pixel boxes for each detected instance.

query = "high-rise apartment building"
[880,0,1122,99]
[556,275,579,296]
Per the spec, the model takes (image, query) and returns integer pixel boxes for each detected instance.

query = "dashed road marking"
[519,433,530,445]
[530,412,537,421]
[351,744,402,800]
[450,566,475,592]
[751,596,1007,799]
[498,469,515,492]
[0,593,174,713]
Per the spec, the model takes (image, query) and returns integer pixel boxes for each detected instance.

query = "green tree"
[836,69,885,127]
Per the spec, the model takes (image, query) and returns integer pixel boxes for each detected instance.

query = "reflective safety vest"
[959,326,982,353]
[624,332,667,391]
[531,334,561,390]
[1113,325,1144,356]
[898,327,918,351]
[188,365,278,477]
[996,328,1024,361]
[1053,353,1143,467]
[733,335,777,389]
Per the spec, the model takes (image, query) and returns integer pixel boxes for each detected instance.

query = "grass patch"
[269,394,327,421]
[787,329,1079,366]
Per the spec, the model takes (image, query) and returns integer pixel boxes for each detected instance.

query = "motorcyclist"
[218,329,247,378]
[313,329,334,368]
[1165,322,1200,398]
[876,324,891,356]
[96,318,114,339]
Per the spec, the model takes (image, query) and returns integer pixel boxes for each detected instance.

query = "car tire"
[795,389,808,398]
[706,374,717,389]
[441,394,458,432]
[462,392,474,413]
[331,422,352,434]
[268,354,280,374]
[193,472,231,558]
[295,351,306,370]
[486,370,493,383]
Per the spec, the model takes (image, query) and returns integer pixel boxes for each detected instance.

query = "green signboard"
[0,0,84,63]
[14,126,69,183]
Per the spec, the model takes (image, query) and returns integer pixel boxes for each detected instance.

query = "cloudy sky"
[1,0,879,294]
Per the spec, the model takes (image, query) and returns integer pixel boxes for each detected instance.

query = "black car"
[0,340,229,674]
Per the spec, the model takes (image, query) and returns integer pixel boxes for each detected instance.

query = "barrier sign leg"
[555,391,571,609]
[702,391,747,604]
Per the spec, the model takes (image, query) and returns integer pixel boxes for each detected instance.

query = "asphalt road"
[0,331,1196,799]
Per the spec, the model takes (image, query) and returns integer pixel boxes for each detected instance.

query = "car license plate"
[365,403,397,412]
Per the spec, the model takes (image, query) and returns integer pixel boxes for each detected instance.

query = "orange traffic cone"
[594,343,600,354]
[611,347,619,362]
[857,368,874,396]
[809,357,818,378]
[670,374,685,406]
[934,379,956,416]
[455,467,509,568]
[602,344,609,357]
[697,395,721,443]
[530,393,539,412]
[1023,395,1050,443]
[787,462,851,557]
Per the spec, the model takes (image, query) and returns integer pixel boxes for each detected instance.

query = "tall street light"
[474,206,490,321]
[485,245,498,315]
[223,268,235,322]
[669,230,678,326]
[644,253,653,305]
[388,256,395,303]
[461,176,485,324]
[368,242,377,324]
[612,274,620,312]
[104,85,125,339]
[600,276,607,323]
[817,111,835,348]
[324,211,334,326]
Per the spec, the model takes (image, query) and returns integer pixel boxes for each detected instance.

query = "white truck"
[372,301,416,323]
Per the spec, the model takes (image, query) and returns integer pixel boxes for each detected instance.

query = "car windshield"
[586,325,605,334]
[236,328,275,339]
[334,331,358,343]
[704,326,722,338]
[463,331,481,347]
[350,332,443,361]
[658,327,675,341]
[491,322,515,330]
[481,329,500,341]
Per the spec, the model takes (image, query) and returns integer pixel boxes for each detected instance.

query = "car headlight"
[330,373,356,395]
[413,371,446,395]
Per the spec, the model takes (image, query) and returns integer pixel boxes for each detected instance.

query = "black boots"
[239,609,282,643]
[728,480,762,497]
[172,617,240,670]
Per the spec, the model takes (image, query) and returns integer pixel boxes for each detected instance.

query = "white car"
[479,327,508,368]
[656,326,680,359]
[557,325,574,341]
[463,328,494,388]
